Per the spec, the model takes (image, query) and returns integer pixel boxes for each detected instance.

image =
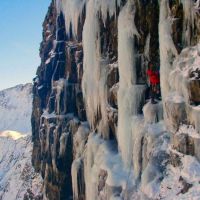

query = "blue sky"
[0,0,51,90]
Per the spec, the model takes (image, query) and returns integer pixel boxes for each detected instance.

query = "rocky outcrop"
[32,0,200,199]
[165,45,200,165]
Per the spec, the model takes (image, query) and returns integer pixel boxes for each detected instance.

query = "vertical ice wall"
[81,0,107,136]
[159,0,178,100]
[159,0,199,102]
[81,0,121,138]
[56,0,122,139]
[33,0,200,199]
[117,0,146,173]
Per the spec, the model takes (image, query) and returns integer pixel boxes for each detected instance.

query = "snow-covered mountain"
[0,84,43,200]
[0,83,32,134]
[0,133,43,200]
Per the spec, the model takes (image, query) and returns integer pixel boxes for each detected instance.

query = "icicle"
[144,33,151,61]
[95,0,121,24]
[82,0,100,129]
[140,33,151,75]
[118,0,140,87]
[57,0,122,137]
[72,158,85,200]
[159,0,178,100]
[81,0,111,138]
[181,0,200,46]
[131,116,145,179]
[59,132,69,157]
[74,123,90,158]
[61,0,86,37]
[52,79,65,114]
[59,0,121,37]
[71,123,89,199]
[84,134,103,200]
[52,126,60,173]
[96,59,110,137]
[55,0,62,15]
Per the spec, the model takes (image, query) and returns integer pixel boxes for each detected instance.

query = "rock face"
[32,0,200,199]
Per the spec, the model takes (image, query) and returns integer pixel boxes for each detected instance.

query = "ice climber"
[147,63,160,104]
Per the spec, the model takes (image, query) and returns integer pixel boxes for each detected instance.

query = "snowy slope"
[0,133,43,200]
[0,84,43,200]
[0,83,32,134]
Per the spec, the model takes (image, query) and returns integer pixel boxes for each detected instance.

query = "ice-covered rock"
[143,101,163,124]
[31,0,200,199]
[164,93,187,133]
[170,46,200,104]
[172,125,200,161]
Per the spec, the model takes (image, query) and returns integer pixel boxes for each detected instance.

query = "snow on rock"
[170,45,200,104]
[189,105,200,134]
[0,134,43,200]
[165,45,200,135]
[84,133,135,200]
[139,122,169,198]
[164,93,187,133]
[177,124,200,140]
[172,124,200,162]
[158,42,200,200]
[156,150,200,200]
[0,130,26,140]
[0,83,32,134]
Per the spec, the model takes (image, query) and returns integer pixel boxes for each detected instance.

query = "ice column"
[159,0,178,100]
[117,0,144,170]
[81,0,111,138]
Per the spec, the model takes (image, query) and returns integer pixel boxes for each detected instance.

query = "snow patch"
[0,130,26,140]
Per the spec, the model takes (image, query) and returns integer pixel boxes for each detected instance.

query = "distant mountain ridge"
[0,83,32,134]
[0,83,43,200]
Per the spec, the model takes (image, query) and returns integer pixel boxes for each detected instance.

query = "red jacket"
[147,69,160,84]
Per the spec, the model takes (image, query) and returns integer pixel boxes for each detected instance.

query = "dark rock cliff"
[32,0,200,199]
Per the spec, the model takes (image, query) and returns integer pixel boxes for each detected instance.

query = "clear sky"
[0,0,51,90]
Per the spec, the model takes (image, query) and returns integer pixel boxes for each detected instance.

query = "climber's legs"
[150,84,157,104]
